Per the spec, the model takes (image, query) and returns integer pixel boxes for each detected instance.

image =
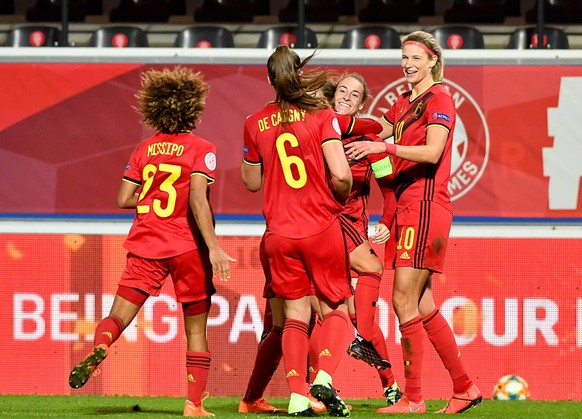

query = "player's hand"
[372,222,390,244]
[345,138,386,160]
[210,248,236,281]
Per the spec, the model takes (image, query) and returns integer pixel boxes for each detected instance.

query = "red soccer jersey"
[122,132,216,259]
[340,119,389,236]
[243,103,343,239]
[382,83,455,210]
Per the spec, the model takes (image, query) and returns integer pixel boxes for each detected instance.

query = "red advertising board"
[0,63,581,219]
[1,234,580,400]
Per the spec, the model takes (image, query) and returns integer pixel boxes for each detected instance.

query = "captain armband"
[371,156,393,178]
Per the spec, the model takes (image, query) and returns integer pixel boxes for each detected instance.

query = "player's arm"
[345,124,447,164]
[189,174,235,280]
[378,117,394,140]
[322,139,352,205]
[241,162,263,192]
[242,118,263,192]
[117,180,139,209]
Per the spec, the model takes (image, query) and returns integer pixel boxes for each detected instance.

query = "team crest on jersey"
[366,78,489,202]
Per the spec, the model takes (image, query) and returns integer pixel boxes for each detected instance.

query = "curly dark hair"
[134,66,209,134]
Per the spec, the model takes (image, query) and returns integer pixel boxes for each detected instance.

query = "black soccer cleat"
[69,344,108,389]
[289,407,320,417]
[310,384,350,417]
[347,335,391,370]
[384,382,403,406]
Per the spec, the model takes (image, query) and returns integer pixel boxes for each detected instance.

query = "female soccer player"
[242,46,352,417]
[323,72,402,405]
[345,31,482,414]
[68,67,234,417]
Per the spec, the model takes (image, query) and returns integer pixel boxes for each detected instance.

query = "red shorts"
[260,235,275,299]
[385,201,452,273]
[119,248,216,303]
[263,219,352,303]
[339,213,365,254]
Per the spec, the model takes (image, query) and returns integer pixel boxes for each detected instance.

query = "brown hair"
[402,30,444,82]
[134,66,209,134]
[267,45,331,116]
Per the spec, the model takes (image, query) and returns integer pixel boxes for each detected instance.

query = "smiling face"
[401,42,438,88]
[332,76,365,116]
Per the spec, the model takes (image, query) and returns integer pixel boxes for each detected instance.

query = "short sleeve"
[192,140,217,183]
[123,144,143,185]
[320,108,342,144]
[243,116,261,165]
[382,96,400,127]
[426,93,455,132]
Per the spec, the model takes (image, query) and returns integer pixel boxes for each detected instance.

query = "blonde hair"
[402,30,444,82]
[134,66,209,134]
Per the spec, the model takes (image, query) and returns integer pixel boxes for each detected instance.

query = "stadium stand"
[25,0,87,22]
[173,26,234,48]
[109,0,170,23]
[443,0,508,23]
[507,26,569,49]
[194,0,255,23]
[358,0,435,23]
[525,0,582,24]
[279,0,339,23]
[5,24,61,46]
[431,25,485,49]
[340,25,400,49]
[256,25,318,48]
[0,0,14,14]
[88,25,148,47]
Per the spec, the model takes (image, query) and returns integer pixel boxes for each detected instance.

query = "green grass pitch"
[0,395,580,418]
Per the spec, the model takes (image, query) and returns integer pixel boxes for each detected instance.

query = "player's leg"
[169,249,217,417]
[239,298,286,413]
[182,301,215,417]
[346,241,392,370]
[377,266,428,414]
[306,220,352,417]
[419,283,481,414]
[69,292,143,389]
[263,231,314,416]
[284,296,315,416]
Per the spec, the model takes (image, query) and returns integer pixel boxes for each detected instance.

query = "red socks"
[243,326,283,402]
[308,316,322,384]
[422,309,472,393]
[317,310,349,377]
[354,272,382,341]
[283,319,310,396]
[94,315,123,347]
[186,352,211,406]
[372,321,394,387]
[399,316,424,403]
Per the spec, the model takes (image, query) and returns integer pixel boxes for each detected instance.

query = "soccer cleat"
[289,407,320,417]
[384,382,403,406]
[184,400,215,417]
[310,384,350,417]
[238,398,286,413]
[376,396,426,414]
[69,344,108,389]
[436,383,482,414]
[347,335,391,370]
